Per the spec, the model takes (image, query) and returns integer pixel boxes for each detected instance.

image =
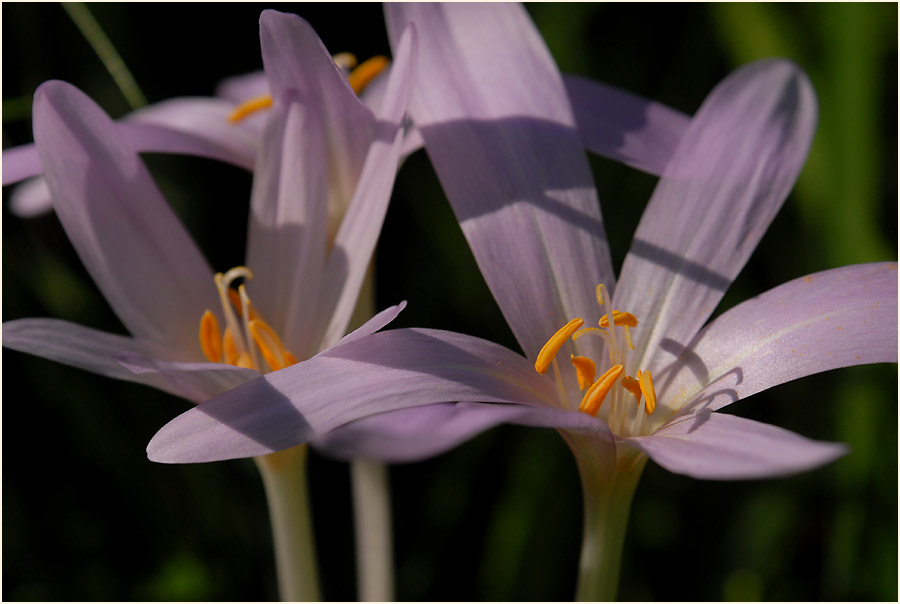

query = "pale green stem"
[574,448,647,602]
[254,445,321,602]
[351,459,395,601]
[346,264,395,601]
[61,2,148,109]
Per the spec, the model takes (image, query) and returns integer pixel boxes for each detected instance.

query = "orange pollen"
[598,310,638,328]
[535,318,584,374]
[579,364,624,417]
[570,354,597,390]
[638,370,656,414]
[533,283,658,430]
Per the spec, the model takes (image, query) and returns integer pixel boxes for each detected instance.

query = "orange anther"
[535,318,584,374]
[579,364,624,416]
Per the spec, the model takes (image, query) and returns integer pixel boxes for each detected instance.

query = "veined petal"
[562,74,691,176]
[117,355,260,404]
[244,92,330,359]
[356,64,424,161]
[615,59,818,370]
[319,25,416,348]
[329,301,407,351]
[384,3,613,365]
[650,263,897,422]
[4,100,259,218]
[260,10,375,219]
[3,318,190,398]
[32,80,218,354]
[627,411,847,480]
[147,328,556,463]
[2,319,252,404]
[312,400,613,463]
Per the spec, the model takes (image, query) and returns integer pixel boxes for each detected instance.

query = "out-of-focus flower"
[2,16,691,218]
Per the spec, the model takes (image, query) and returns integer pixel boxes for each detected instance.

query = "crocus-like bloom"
[150,0,898,583]
[147,9,896,599]
[3,10,417,445]
[2,12,421,601]
[147,2,897,475]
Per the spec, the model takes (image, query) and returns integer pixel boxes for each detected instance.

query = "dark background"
[3,3,897,601]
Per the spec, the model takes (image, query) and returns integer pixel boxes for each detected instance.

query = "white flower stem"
[255,445,321,602]
[574,448,647,602]
[351,459,394,601]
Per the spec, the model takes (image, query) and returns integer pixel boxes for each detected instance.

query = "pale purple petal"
[384,3,613,366]
[260,10,375,217]
[627,411,847,480]
[117,355,259,404]
[2,143,42,184]
[147,328,556,463]
[563,74,690,176]
[650,263,898,420]
[357,66,391,117]
[5,111,257,219]
[33,80,218,354]
[244,93,330,360]
[312,400,613,463]
[399,126,424,159]
[357,65,424,160]
[3,318,186,397]
[329,301,407,351]
[615,59,818,372]
[319,25,415,348]
[215,70,269,103]
[8,176,53,217]
[3,99,258,197]
[123,98,260,169]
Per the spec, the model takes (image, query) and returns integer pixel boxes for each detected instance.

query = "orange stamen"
[638,370,656,414]
[249,319,297,372]
[229,94,273,123]
[535,318,584,374]
[348,55,390,94]
[199,310,222,362]
[622,374,643,404]
[579,364,624,416]
[570,354,597,390]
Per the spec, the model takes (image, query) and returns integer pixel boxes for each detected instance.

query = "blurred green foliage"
[3,3,896,601]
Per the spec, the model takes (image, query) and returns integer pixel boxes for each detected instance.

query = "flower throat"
[534,284,657,437]
[199,266,298,373]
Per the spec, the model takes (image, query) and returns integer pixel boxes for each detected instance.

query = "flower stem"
[351,459,394,601]
[255,445,321,602]
[574,448,647,602]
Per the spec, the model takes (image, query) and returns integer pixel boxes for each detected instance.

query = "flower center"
[534,284,657,437]
[198,266,298,373]
[228,53,391,123]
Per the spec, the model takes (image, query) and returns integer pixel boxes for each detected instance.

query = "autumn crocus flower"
[148,3,897,600]
[3,11,416,601]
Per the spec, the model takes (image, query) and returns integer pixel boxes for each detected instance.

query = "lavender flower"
[2,11,416,600]
[147,4,897,599]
